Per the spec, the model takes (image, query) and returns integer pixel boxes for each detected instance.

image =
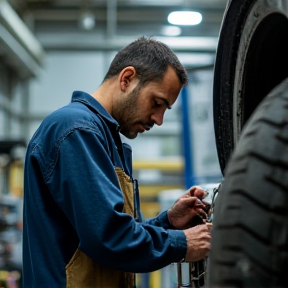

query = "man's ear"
[119,66,138,92]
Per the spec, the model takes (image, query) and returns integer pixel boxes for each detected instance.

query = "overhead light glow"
[79,11,96,30]
[168,11,202,26]
[161,26,182,36]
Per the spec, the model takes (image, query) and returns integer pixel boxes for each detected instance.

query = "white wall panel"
[189,69,221,183]
[9,118,21,137]
[30,51,106,114]
[11,80,24,114]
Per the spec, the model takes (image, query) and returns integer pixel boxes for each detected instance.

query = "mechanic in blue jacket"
[23,37,211,288]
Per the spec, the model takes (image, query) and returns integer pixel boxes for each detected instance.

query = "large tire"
[208,78,288,287]
[213,0,288,174]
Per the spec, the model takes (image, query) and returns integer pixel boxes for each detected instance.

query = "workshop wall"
[28,51,109,138]
[0,60,29,139]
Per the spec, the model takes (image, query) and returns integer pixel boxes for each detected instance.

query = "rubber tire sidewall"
[209,78,288,287]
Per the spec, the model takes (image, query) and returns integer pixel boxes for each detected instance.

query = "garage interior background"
[0,0,226,287]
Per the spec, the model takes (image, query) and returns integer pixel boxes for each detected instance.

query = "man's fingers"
[206,222,212,232]
[178,197,208,219]
[195,208,207,220]
[184,224,212,262]
[188,186,207,199]
[182,196,203,208]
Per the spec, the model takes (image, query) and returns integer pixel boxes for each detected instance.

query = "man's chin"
[120,130,138,139]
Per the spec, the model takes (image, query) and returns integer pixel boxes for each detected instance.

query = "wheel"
[213,0,288,174]
[208,78,288,287]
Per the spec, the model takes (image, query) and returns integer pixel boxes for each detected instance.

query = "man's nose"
[151,113,164,126]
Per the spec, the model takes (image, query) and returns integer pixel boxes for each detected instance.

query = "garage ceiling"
[7,0,227,52]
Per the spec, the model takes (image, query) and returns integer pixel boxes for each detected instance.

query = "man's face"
[114,66,182,139]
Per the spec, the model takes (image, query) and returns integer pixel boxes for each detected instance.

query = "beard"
[112,85,153,139]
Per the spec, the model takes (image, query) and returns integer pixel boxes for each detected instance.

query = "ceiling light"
[168,11,202,26]
[79,11,96,30]
[161,26,182,36]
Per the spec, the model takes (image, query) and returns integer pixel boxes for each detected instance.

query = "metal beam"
[107,0,117,38]
[0,24,41,78]
[0,0,45,64]
[22,0,227,8]
[28,8,224,24]
[0,0,45,77]
[36,34,219,53]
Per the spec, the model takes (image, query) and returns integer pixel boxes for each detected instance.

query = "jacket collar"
[71,91,120,131]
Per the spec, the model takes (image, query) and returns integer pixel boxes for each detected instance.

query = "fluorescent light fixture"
[168,11,202,26]
[161,26,182,36]
[177,53,215,67]
[79,11,96,30]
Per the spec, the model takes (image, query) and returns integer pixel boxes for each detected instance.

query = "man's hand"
[167,186,209,229]
[184,223,212,262]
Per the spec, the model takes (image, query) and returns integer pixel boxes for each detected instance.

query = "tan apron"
[66,167,135,288]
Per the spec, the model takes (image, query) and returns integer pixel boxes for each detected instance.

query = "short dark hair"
[103,36,188,86]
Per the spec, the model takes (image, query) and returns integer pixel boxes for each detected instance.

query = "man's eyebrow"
[157,97,171,109]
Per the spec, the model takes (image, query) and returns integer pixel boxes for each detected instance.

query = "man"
[23,37,211,288]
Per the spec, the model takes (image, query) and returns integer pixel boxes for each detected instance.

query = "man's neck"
[91,80,115,114]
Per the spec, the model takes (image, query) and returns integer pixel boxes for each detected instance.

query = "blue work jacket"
[22,91,187,288]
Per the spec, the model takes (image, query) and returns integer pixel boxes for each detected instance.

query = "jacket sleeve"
[47,127,187,273]
[144,210,178,229]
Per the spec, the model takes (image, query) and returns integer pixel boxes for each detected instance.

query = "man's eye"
[155,101,161,107]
